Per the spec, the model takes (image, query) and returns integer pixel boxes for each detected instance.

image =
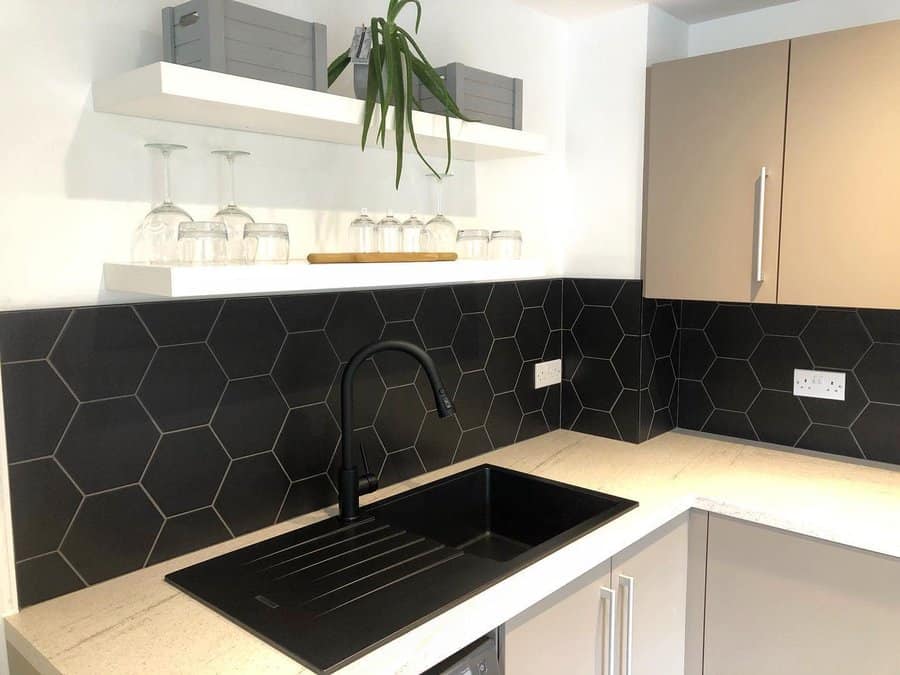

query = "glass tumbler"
[349,209,377,253]
[178,222,228,265]
[377,212,403,253]
[489,230,523,260]
[401,215,427,253]
[244,223,290,264]
[456,229,491,260]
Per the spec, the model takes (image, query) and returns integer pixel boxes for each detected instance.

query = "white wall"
[0,0,568,311]
[560,3,687,280]
[562,4,651,279]
[689,0,900,56]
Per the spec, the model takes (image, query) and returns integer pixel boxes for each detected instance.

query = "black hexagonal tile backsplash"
[674,300,899,464]
[0,280,569,608]
[3,281,896,610]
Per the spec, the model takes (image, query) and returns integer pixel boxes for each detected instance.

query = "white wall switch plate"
[793,369,846,401]
[534,360,562,389]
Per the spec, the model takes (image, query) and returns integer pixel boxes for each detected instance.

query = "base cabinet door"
[611,513,691,675]
[504,559,615,674]
[703,514,900,675]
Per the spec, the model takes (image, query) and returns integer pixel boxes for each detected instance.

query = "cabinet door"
[779,21,900,309]
[611,513,691,675]
[504,560,614,674]
[644,42,789,303]
[704,514,900,675]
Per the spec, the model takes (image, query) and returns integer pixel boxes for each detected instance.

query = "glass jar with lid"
[456,229,491,260]
[376,211,403,253]
[489,230,523,260]
[349,209,377,253]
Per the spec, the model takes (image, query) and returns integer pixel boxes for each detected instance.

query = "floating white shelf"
[103,260,551,298]
[92,63,548,161]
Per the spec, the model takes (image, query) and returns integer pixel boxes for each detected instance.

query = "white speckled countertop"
[6,430,899,675]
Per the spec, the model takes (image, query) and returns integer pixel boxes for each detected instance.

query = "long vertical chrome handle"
[598,586,616,675]
[618,575,635,675]
[756,166,767,283]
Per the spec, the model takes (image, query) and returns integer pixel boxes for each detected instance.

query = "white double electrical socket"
[534,360,562,389]
[793,369,846,401]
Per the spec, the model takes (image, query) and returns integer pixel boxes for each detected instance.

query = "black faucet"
[339,340,456,523]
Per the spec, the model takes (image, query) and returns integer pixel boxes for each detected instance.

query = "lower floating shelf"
[103,259,550,298]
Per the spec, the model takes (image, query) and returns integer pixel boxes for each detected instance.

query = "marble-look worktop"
[6,430,899,675]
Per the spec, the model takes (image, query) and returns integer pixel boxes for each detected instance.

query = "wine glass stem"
[162,150,173,205]
[228,156,237,207]
[436,180,444,215]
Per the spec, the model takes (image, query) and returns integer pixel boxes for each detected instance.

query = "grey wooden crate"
[417,63,523,130]
[162,0,327,91]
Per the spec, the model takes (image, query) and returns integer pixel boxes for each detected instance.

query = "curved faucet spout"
[339,340,456,523]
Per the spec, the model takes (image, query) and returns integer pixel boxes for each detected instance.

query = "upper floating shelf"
[92,63,548,161]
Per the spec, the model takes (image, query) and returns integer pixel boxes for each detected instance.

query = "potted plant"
[328,0,471,188]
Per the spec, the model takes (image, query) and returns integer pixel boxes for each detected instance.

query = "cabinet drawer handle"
[617,575,635,675]
[598,586,616,675]
[756,166,767,283]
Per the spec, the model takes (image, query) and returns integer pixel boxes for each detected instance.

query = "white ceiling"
[513,0,799,24]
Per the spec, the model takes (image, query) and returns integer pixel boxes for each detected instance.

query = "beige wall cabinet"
[778,21,900,309]
[504,513,696,675]
[703,514,900,675]
[644,42,789,303]
[645,20,900,310]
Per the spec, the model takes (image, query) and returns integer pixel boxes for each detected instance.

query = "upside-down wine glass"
[212,149,255,262]
[424,173,456,252]
[134,143,193,264]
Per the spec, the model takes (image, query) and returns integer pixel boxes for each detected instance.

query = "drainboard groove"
[309,547,465,617]
[274,534,427,582]
[242,518,382,566]
[259,526,404,575]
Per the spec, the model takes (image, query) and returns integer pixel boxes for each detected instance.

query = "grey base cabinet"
[504,558,615,673]
[504,513,693,675]
[703,514,900,675]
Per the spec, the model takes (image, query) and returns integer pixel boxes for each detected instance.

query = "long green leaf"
[327,49,351,87]
[391,0,422,31]
[387,0,400,21]
[361,45,381,151]
[407,55,471,122]
[380,24,399,148]
[399,30,473,121]
[391,29,407,187]
[399,36,442,180]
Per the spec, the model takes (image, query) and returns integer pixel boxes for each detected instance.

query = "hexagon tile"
[561,281,678,444]
[675,301,900,464]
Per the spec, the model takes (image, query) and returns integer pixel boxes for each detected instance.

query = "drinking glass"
[177,222,228,265]
[349,208,377,253]
[401,214,427,253]
[212,150,255,262]
[244,223,290,264]
[376,211,402,253]
[424,174,456,252]
[134,144,193,264]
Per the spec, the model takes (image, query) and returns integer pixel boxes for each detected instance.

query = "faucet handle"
[357,441,379,495]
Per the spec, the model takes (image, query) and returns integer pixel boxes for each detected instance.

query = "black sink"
[166,465,637,673]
